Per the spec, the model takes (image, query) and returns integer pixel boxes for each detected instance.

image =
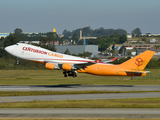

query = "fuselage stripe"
[23,58,94,63]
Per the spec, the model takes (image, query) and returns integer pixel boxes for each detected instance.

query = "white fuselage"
[5,43,94,64]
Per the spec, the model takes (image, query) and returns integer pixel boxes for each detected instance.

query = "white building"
[127,35,132,39]
[150,39,158,43]
[55,45,98,57]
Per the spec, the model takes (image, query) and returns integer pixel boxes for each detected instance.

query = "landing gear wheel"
[73,73,77,78]
[63,70,67,74]
[64,74,67,77]
[63,70,77,77]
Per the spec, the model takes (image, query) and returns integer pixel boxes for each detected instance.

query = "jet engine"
[62,63,76,71]
[45,63,60,70]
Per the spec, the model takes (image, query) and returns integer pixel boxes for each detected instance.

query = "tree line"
[0,28,129,53]
[63,26,127,37]
[1,27,160,70]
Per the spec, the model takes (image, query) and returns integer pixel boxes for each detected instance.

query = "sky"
[0,0,160,34]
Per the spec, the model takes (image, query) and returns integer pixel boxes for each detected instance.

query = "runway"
[0,85,160,91]
[0,85,160,102]
[0,85,160,118]
[0,92,160,102]
[0,108,160,118]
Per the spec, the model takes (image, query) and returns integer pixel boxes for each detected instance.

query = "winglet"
[95,58,117,63]
[95,59,102,63]
[110,57,117,61]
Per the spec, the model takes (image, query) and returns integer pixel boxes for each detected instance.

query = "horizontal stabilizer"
[125,71,146,74]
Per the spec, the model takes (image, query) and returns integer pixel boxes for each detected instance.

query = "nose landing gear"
[17,58,19,65]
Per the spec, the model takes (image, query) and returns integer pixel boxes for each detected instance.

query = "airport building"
[55,45,98,57]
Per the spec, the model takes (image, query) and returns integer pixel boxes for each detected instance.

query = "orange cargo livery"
[78,50,155,76]
[5,43,155,77]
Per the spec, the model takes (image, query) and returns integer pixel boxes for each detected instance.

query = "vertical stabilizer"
[120,50,155,71]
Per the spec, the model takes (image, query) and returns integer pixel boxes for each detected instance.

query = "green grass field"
[0,118,158,120]
[0,69,160,85]
[0,90,159,97]
[0,98,160,108]
[0,69,160,111]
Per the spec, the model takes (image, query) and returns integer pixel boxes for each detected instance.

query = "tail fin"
[120,50,155,71]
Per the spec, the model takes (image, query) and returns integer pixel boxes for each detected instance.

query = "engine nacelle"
[62,63,75,71]
[45,63,60,70]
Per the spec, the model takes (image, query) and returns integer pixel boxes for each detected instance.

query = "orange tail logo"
[135,58,143,66]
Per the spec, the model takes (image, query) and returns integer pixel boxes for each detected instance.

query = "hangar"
[55,45,98,57]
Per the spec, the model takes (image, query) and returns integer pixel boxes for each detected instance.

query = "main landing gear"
[63,70,77,78]
[17,58,19,64]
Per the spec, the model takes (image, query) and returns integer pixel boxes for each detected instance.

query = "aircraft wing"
[74,62,95,70]
[44,60,95,70]
[95,58,117,63]
[101,58,117,63]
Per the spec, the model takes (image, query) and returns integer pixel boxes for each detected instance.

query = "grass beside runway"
[0,69,160,85]
[0,91,160,97]
[0,97,160,108]
[0,70,160,110]
[0,118,158,120]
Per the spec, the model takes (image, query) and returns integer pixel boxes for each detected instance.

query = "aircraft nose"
[4,45,15,53]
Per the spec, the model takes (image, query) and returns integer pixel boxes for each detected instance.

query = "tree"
[14,28,23,34]
[95,38,109,52]
[119,45,126,55]
[62,26,127,37]
[40,37,56,51]
[131,28,142,36]
[0,37,5,47]
[3,34,19,47]
[142,37,149,43]
[111,44,115,54]
[82,51,92,58]
[0,48,6,58]
[72,33,79,44]
[112,44,115,50]
[64,48,71,55]
[62,29,72,36]
[119,35,127,44]
[46,32,58,38]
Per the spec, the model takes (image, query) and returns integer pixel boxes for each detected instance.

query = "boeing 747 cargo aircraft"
[5,43,155,77]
